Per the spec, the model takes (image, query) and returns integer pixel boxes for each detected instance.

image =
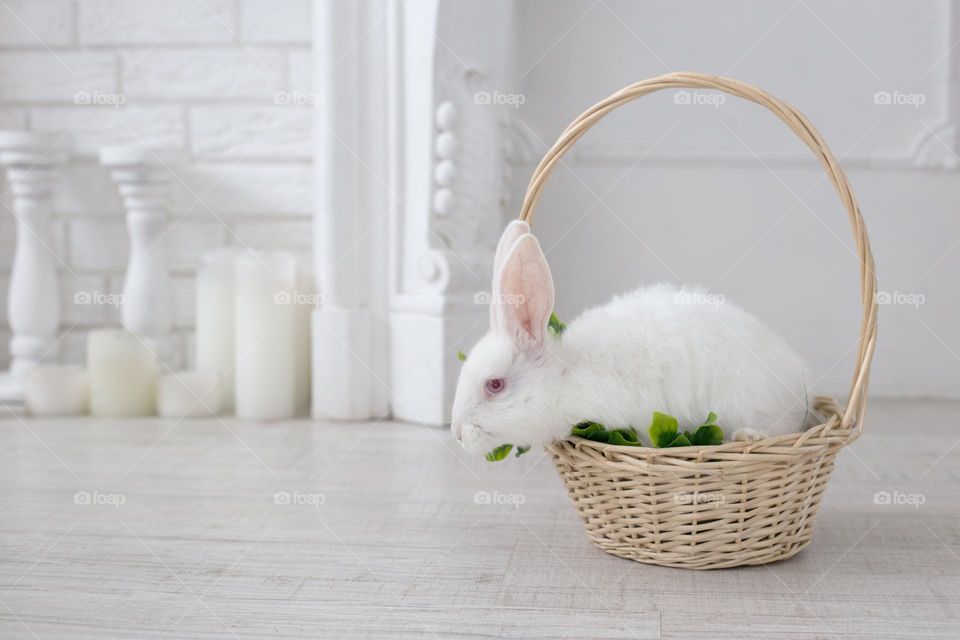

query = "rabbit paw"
[732,428,766,443]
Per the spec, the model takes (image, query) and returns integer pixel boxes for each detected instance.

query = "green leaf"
[608,428,641,446]
[515,445,531,457]
[485,444,513,462]
[667,433,692,447]
[548,312,566,338]
[571,421,608,442]
[691,424,724,446]
[702,411,717,426]
[648,412,679,448]
[456,350,467,362]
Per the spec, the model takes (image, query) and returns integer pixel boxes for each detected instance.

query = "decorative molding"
[392,0,518,310]
[0,131,69,402]
[385,0,517,424]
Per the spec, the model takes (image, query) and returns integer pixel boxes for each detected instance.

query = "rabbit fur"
[451,220,814,454]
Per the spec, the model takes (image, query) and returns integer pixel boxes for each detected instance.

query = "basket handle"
[518,72,877,436]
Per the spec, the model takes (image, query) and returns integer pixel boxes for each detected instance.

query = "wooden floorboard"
[0,398,957,638]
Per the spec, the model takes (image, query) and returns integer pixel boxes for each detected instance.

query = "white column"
[311,0,390,420]
[0,131,69,403]
[99,146,176,365]
[309,0,520,424]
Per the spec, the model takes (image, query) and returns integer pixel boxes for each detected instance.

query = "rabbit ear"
[494,233,555,347]
[490,220,530,325]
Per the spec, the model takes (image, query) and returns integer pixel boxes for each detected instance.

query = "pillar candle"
[24,365,88,416]
[234,251,297,420]
[157,371,222,418]
[294,263,313,415]
[195,248,238,412]
[87,329,158,416]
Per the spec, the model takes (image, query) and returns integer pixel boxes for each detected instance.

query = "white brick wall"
[0,0,313,369]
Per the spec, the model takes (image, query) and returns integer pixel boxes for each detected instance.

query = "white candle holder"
[100,146,178,366]
[0,131,69,403]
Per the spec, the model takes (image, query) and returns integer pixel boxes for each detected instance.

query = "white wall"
[508,0,959,399]
[0,0,313,369]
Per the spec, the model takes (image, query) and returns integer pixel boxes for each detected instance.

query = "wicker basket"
[520,72,878,570]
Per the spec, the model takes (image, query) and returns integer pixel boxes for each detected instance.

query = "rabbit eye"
[484,377,505,395]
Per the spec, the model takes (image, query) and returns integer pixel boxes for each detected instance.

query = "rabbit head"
[451,221,567,454]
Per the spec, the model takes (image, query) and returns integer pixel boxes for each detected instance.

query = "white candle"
[24,365,88,416]
[87,329,158,416]
[234,251,297,420]
[294,262,313,415]
[195,248,238,412]
[157,371,222,418]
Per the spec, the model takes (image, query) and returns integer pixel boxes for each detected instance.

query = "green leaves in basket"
[548,312,566,338]
[691,412,724,446]
[515,446,531,457]
[648,411,725,448]
[648,411,680,447]
[571,422,641,446]
[485,444,513,462]
[571,421,608,442]
[568,412,727,449]
[607,427,641,447]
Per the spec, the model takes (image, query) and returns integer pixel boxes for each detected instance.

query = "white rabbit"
[451,220,815,454]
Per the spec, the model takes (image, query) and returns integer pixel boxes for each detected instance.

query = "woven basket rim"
[551,396,849,460]
[560,427,848,456]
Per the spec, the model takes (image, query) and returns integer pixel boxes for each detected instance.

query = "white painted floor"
[0,399,957,639]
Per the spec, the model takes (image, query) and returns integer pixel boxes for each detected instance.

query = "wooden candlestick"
[0,131,69,402]
[100,146,178,366]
